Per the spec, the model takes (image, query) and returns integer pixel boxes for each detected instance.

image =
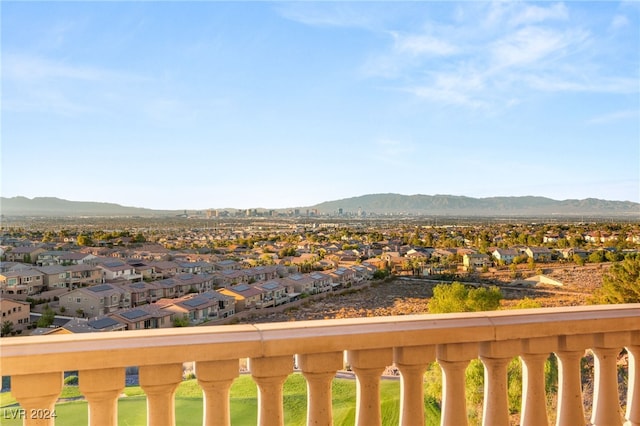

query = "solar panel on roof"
[88,284,112,292]
[290,275,302,281]
[262,282,279,290]
[157,279,175,287]
[104,261,124,268]
[89,317,119,329]
[178,274,193,280]
[183,298,207,308]
[131,283,146,289]
[234,284,250,292]
[120,309,147,320]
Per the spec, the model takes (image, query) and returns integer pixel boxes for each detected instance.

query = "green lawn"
[1,374,441,426]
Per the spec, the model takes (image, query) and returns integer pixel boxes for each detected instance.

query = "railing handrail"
[1,303,638,376]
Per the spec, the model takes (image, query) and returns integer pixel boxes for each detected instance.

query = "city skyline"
[2,1,639,209]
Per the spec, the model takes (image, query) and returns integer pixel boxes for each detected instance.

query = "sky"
[2,1,639,210]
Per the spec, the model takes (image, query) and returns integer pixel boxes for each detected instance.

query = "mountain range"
[1,194,638,217]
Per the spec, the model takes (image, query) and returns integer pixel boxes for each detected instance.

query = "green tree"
[513,297,542,309]
[588,250,605,263]
[591,254,640,304]
[1,320,14,337]
[37,307,55,328]
[428,282,502,313]
[173,314,190,327]
[77,234,93,246]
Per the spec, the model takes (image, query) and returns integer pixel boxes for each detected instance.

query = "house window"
[76,298,81,303]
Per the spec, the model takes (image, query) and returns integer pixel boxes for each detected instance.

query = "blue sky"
[2,1,639,210]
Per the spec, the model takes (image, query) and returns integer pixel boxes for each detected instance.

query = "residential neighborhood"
[1,216,639,336]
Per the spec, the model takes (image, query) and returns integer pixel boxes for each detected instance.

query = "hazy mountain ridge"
[1,194,638,217]
[310,193,640,216]
[0,196,172,217]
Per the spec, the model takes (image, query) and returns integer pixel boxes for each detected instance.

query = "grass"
[0,374,441,426]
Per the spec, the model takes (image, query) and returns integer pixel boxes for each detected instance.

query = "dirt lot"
[244,264,609,324]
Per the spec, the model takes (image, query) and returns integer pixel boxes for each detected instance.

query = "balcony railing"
[1,304,638,426]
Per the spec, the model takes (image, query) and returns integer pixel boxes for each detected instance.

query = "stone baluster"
[347,348,393,426]
[437,342,478,426]
[297,351,344,426]
[479,340,520,426]
[139,363,183,426]
[394,345,435,426]
[11,372,62,426]
[79,367,125,426]
[249,355,294,426]
[196,359,239,426]
[520,337,556,426]
[591,332,628,426]
[555,334,591,426]
[626,331,640,426]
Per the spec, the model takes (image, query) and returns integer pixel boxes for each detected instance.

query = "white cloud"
[484,2,568,29]
[408,86,488,109]
[509,3,569,27]
[275,3,377,30]
[610,14,629,30]
[490,27,588,69]
[587,109,639,125]
[524,74,638,94]
[391,32,458,56]
[3,53,131,82]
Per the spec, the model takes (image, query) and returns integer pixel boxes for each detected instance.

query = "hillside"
[309,193,640,217]
[1,194,638,217]
[0,197,173,217]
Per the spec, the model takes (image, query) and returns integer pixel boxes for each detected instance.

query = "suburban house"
[173,273,215,294]
[0,269,45,295]
[35,265,67,289]
[463,253,493,271]
[36,251,67,266]
[218,284,265,311]
[176,261,213,275]
[491,248,519,265]
[309,272,334,293]
[121,281,161,306]
[64,264,103,288]
[1,298,31,333]
[157,293,220,324]
[351,264,376,282]
[35,317,126,335]
[98,260,142,283]
[253,280,289,307]
[327,267,356,288]
[213,269,248,288]
[108,304,174,330]
[4,246,46,264]
[560,248,590,260]
[61,284,131,317]
[525,247,553,262]
[58,251,96,265]
[244,265,280,283]
[281,274,315,295]
[148,261,180,278]
[214,259,241,271]
[206,290,237,318]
